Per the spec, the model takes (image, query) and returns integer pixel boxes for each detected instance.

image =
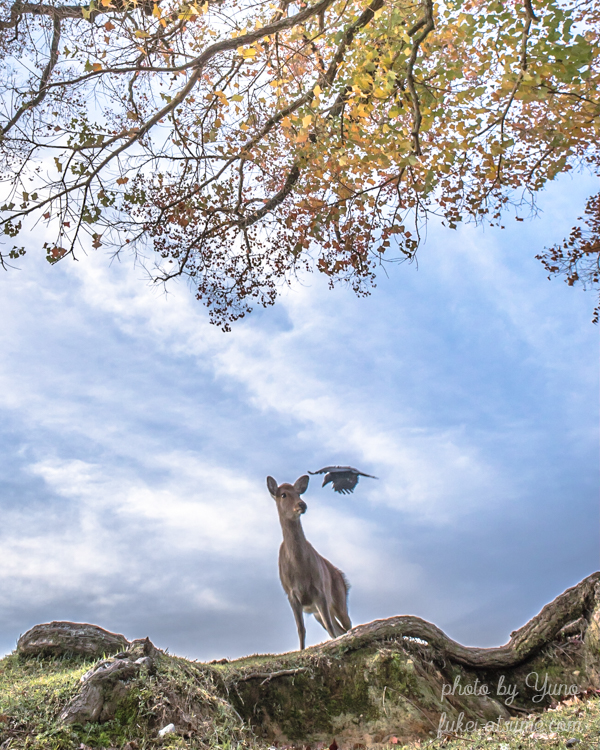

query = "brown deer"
[267,474,351,650]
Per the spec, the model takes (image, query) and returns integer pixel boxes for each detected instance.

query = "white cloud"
[0,451,421,630]
[28,455,279,558]
[0,174,596,658]
[302,503,425,597]
[40,249,510,524]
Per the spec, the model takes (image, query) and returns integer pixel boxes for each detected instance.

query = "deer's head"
[267,475,309,520]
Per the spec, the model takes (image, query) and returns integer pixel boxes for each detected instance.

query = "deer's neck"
[279,516,309,557]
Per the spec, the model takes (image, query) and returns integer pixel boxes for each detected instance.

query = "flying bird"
[308,466,378,494]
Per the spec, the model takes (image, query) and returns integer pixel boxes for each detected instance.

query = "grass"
[424,695,600,750]
[0,652,93,749]
[0,650,257,750]
[1,648,599,750]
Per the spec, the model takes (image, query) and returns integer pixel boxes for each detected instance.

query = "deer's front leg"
[289,595,306,650]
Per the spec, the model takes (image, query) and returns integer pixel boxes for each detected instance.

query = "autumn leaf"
[1,0,599,327]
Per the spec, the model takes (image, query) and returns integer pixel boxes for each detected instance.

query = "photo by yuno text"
[440,672,581,707]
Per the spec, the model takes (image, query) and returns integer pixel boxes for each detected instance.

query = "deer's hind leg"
[313,611,326,629]
[332,602,351,632]
[314,609,345,637]
[314,593,344,639]
[333,610,351,633]
[332,577,351,632]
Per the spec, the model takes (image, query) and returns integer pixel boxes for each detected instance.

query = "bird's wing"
[328,466,378,477]
[308,466,349,475]
[331,473,359,493]
[309,465,356,474]
[333,466,378,478]
[309,466,378,481]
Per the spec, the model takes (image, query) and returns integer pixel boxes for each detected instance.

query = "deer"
[267,474,351,650]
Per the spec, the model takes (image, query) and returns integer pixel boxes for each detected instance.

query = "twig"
[237,667,308,685]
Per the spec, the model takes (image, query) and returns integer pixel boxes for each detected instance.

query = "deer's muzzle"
[296,501,307,514]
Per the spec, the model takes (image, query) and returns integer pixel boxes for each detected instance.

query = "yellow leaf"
[92,62,102,72]
[302,114,312,128]
[313,84,322,97]
[134,29,151,38]
[237,45,257,59]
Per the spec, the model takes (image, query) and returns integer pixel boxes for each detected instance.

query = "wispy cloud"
[0,174,597,659]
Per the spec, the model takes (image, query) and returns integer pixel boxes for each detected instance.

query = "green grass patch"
[0,651,93,748]
[422,695,600,750]
[0,650,262,750]
[2,647,599,750]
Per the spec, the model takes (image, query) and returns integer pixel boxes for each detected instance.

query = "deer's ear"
[294,475,309,495]
[267,476,278,498]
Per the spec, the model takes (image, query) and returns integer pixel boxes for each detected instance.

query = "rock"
[158,723,176,737]
[60,658,142,724]
[59,638,162,725]
[17,622,129,658]
[559,618,587,639]
[566,739,580,747]
[135,656,154,669]
[129,636,161,660]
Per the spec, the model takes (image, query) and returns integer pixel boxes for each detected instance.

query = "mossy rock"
[17,622,129,659]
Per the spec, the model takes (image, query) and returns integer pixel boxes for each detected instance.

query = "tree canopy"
[0,0,598,327]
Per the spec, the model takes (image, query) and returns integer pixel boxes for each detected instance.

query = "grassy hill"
[1,572,599,749]
[1,647,599,750]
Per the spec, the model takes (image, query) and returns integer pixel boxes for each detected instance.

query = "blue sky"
[0,173,598,660]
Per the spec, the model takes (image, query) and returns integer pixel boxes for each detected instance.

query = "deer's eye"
[281,492,287,498]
